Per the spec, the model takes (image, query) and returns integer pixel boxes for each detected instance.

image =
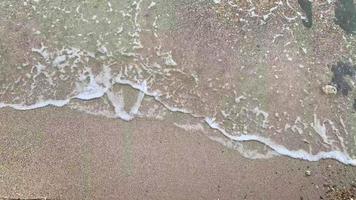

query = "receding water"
[1,0,356,165]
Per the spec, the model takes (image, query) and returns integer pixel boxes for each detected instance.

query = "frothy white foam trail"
[114,76,159,97]
[76,74,108,100]
[173,122,277,159]
[107,90,133,121]
[311,114,332,145]
[0,100,70,110]
[1,72,355,166]
[113,76,193,114]
[174,123,205,132]
[106,88,146,122]
[208,136,278,160]
[0,76,108,111]
[130,90,145,115]
[204,118,356,166]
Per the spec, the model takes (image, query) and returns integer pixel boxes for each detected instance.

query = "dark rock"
[298,0,313,28]
[335,0,356,34]
[331,61,355,96]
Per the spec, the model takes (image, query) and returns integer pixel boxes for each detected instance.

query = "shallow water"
[1,0,356,165]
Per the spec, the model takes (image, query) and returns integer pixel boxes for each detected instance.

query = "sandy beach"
[0,107,355,200]
[1,0,356,199]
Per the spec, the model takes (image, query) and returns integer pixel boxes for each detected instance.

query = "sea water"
[0,0,356,165]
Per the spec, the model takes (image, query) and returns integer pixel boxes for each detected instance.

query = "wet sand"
[0,107,355,200]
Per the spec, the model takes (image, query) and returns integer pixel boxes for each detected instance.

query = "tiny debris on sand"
[325,185,356,200]
[305,170,312,176]
[322,85,338,95]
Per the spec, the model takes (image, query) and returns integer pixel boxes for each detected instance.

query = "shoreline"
[0,107,355,199]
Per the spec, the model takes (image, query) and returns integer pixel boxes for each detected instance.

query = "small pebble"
[305,170,311,176]
[322,85,337,95]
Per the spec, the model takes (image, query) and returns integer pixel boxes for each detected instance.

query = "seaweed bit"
[331,61,355,96]
[335,0,356,34]
[298,0,313,28]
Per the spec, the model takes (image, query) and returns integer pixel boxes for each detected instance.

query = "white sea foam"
[75,76,107,100]
[0,100,70,110]
[2,54,355,166]
[204,118,356,165]
[130,91,145,115]
[1,0,355,167]
[107,90,134,121]
[173,122,278,159]
[174,123,205,132]
[208,136,278,160]
[311,114,332,145]
[1,70,355,166]
[52,55,67,67]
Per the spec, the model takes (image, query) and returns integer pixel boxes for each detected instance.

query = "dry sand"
[0,107,355,200]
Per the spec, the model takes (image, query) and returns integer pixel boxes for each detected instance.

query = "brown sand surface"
[0,107,355,200]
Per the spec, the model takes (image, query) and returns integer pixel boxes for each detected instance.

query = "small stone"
[305,170,311,176]
[351,180,356,187]
[322,85,337,95]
